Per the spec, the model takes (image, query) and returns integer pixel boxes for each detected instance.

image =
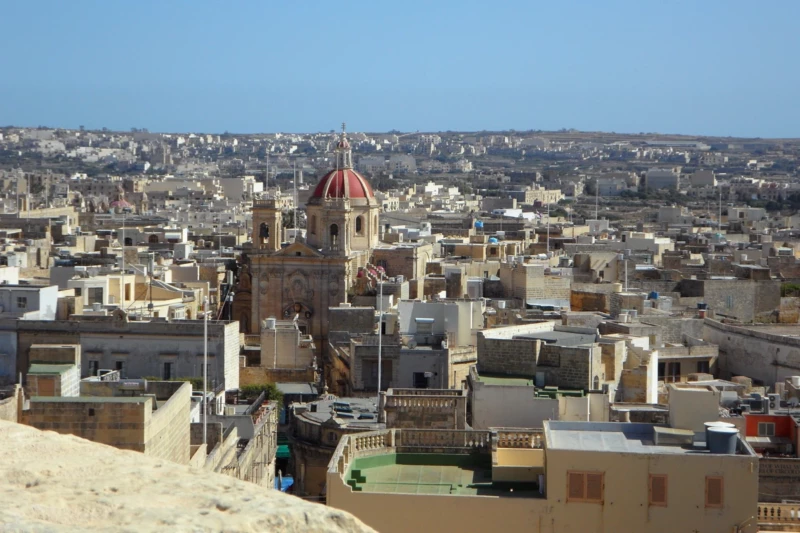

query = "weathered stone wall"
[384,390,467,430]
[144,381,191,464]
[537,344,597,390]
[477,336,539,376]
[639,317,705,345]
[240,366,316,387]
[759,458,800,503]
[704,319,800,385]
[22,397,148,453]
[571,290,609,312]
[329,307,375,334]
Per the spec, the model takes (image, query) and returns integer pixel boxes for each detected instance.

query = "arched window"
[124,237,133,246]
[259,222,269,244]
[330,223,339,249]
[355,216,363,235]
[593,376,600,390]
[148,234,159,244]
[310,215,316,235]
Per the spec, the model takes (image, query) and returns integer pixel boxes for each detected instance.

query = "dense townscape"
[2,122,800,532]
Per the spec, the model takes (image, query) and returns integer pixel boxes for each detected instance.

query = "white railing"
[758,503,800,523]
[496,428,544,449]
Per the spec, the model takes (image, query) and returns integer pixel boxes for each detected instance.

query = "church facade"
[237,128,380,359]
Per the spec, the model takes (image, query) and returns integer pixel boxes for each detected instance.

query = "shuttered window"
[568,472,585,500]
[567,471,604,503]
[649,474,668,507]
[705,476,723,508]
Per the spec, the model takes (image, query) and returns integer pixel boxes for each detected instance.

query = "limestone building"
[243,127,380,358]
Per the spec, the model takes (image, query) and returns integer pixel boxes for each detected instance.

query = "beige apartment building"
[327,422,759,533]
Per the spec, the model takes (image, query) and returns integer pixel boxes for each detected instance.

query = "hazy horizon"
[3,0,799,138]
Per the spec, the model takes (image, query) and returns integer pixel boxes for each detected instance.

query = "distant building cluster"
[2,123,800,532]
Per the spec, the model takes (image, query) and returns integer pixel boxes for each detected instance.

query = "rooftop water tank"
[707,426,739,455]
[488,237,498,243]
[704,421,735,447]
[265,318,277,330]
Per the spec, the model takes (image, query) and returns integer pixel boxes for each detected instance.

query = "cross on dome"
[336,122,353,168]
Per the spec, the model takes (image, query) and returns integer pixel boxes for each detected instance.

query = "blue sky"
[1,1,798,137]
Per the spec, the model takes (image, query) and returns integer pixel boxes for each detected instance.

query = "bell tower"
[252,197,282,252]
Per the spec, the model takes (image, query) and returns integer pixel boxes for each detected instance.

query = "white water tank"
[497,301,506,309]
[791,376,800,388]
[265,318,276,330]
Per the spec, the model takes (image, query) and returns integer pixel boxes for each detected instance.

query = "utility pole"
[376,275,384,402]
[203,297,209,448]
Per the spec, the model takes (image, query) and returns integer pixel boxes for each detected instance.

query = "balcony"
[328,428,544,499]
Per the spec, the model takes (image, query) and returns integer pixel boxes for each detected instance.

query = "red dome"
[311,169,374,199]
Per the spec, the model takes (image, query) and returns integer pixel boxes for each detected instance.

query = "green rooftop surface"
[346,453,540,497]
[476,374,535,386]
[27,364,74,375]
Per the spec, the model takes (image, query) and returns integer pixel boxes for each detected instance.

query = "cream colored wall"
[545,448,758,533]
[495,448,545,467]
[328,474,553,533]
[668,386,720,432]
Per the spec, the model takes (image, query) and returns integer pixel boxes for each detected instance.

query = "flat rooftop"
[347,453,540,497]
[475,373,535,387]
[28,364,73,375]
[545,421,755,456]
[299,397,382,429]
[515,331,595,346]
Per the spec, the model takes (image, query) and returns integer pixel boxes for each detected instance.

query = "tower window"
[355,216,363,235]
[310,215,316,235]
[259,222,269,244]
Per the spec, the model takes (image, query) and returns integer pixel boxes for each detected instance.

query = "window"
[74,288,82,297]
[758,422,776,437]
[705,476,723,508]
[355,216,363,235]
[88,287,104,305]
[89,361,99,376]
[649,474,668,507]
[115,360,124,377]
[665,362,680,382]
[413,372,429,389]
[309,215,316,235]
[124,283,131,301]
[697,360,710,374]
[567,471,604,503]
[16,296,27,309]
[198,363,211,379]
[162,362,173,380]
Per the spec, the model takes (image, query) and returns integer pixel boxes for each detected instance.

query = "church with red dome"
[236,126,379,364]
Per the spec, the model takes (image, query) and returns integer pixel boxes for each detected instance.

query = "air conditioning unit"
[768,393,781,412]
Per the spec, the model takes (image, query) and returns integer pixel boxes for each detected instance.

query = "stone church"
[234,128,380,357]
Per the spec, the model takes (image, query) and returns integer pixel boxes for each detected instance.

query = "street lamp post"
[376,275,384,402]
[203,296,209,448]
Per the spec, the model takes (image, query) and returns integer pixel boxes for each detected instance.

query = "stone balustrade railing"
[495,428,544,449]
[384,397,459,409]
[758,503,800,523]
[398,429,492,450]
[328,428,536,481]
[243,335,261,346]
[388,388,464,397]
